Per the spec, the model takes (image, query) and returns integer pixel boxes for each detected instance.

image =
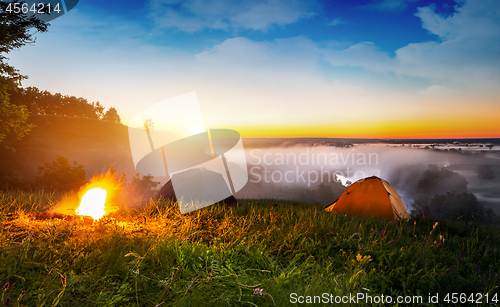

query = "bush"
[477,164,495,180]
[0,171,30,190]
[128,174,160,202]
[417,165,468,195]
[412,191,493,221]
[389,164,468,199]
[33,155,86,192]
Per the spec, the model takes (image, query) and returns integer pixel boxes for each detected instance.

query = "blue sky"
[76,0,453,53]
[9,0,500,138]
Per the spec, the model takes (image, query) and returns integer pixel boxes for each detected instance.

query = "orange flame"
[75,171,121,220]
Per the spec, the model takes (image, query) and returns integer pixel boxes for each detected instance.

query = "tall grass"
[0,191,499,306]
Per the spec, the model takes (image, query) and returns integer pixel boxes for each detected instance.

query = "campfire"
[35,171,121,222]
[75,172,120,220]
[76,187,108,220]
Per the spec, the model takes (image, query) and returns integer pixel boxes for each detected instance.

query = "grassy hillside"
[0,191,499,306]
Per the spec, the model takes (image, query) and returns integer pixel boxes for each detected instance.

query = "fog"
[236,143,500,213]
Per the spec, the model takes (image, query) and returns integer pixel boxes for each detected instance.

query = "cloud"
[323,42,393,73]
[324,0,500,89]
[415,0,500,40]
[147,0,317,32]
[8,0,500,135]
[329,17,344,26]
[359,0,421,12]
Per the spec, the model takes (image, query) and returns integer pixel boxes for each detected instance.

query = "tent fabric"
[325,176,410,221]
[156,168,238,206]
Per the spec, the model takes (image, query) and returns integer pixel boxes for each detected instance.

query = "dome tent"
[325,176,410,221]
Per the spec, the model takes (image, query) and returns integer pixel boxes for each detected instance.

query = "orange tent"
[325,176,410,221]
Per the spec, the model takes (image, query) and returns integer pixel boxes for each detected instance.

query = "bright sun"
[76,188,108,220]
[189,124,205,135]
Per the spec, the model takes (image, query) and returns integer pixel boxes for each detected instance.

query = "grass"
[0,190,499,306]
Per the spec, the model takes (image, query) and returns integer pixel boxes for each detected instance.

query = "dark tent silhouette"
[156,168,237,206]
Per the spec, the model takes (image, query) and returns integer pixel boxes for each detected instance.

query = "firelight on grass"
[76,188,107,220]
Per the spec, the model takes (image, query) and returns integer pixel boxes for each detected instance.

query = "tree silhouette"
[9,86,119,120]
[1,1,49,143]
[102,107,122,123]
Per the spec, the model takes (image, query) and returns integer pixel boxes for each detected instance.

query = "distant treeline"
[8,86,122,123]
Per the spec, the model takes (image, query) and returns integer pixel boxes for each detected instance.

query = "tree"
[1,1,49,143]
[9,86,109,119]
[416,164,468,196]
[102,107,122,123]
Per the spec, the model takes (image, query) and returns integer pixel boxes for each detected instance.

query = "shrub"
[417,165,468,195]
[0,171,30,190]
[33,155,86,192]
[127,174,160,202]
[477,164,495,180]
[412,191,493,221]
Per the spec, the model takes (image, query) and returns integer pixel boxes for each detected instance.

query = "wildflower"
[419,269,423,272]
[5,297,10,306]
[458,250,464,265]
[253,288,264,295]
[16,290,26,303]
[388,238,394,244]
[379,230,385,237]
[3,283,9,290]
[61,276,66,286]
[356,254,362,262]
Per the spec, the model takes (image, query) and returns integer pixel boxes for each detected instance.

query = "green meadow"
[0,191,499,306]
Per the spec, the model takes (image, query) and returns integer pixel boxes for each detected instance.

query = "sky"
[8,0,500,138]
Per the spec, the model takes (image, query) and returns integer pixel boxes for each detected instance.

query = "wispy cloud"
[147,0,318,32]
[329,17,344,26]
[359,0,421,12]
